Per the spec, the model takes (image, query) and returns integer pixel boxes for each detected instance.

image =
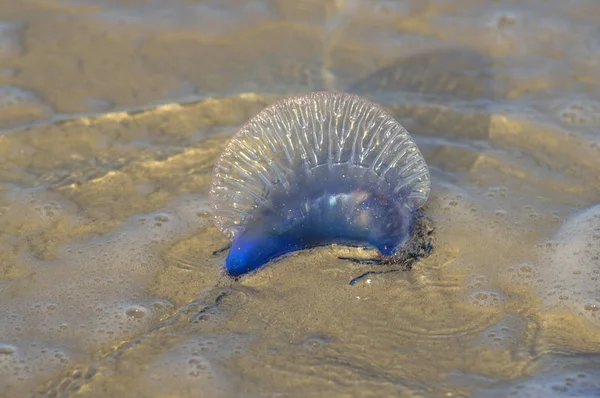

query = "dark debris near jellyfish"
[342,209,435,285]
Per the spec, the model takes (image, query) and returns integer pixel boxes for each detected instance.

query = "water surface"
[0,1,599,397]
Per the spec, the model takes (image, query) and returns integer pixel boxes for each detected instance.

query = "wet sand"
[1,1,600,397]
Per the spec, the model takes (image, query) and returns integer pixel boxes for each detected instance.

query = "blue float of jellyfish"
[209,92,431,276]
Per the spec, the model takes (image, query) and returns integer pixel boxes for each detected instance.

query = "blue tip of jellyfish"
[225,258,254,277]
[210,92,431,276]
[225,231,301,276]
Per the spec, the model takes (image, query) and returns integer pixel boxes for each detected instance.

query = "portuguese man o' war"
[209,92,432,276]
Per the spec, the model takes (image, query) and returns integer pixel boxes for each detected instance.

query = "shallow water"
[0,0,599,397]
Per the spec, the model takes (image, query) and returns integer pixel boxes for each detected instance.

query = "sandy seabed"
[1,1,600,397]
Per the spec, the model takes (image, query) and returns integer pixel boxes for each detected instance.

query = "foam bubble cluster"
[0,342,71,393]
[0,190,206,395]
[136,334,254,397]
[475,314,529,351]
[536,204,600,324]
[476,355,600,397]
[552,98,600,127]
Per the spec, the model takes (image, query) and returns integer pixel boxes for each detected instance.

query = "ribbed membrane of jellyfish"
[209,92,430,275]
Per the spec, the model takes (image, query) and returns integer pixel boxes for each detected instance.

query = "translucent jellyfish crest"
[209,91,430,241]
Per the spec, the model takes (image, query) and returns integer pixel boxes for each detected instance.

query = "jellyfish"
[209,92,432,276]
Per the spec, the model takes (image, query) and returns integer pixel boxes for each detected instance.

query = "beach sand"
[0,1,599,397]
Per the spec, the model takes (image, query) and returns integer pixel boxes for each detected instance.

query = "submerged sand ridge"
[0,0,599,396]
